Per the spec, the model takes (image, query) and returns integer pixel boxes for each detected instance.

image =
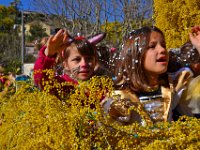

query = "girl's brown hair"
[59,38,97,63]
[114,26,166,92]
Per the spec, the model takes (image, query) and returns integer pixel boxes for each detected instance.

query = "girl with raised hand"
[34,29,106,97]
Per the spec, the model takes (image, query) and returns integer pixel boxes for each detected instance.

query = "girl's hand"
[45,29,71,57]
[189,26,200,54]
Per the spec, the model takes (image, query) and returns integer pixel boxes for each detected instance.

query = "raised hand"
[45,29,71,57]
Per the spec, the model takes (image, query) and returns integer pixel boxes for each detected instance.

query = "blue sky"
[0,0,33,11]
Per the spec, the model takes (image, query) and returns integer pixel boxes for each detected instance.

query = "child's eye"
[161,43,166,48]
[72,58,81,62]
[148,45,156,49]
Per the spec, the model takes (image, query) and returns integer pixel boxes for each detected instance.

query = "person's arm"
[34,29,72,89]
[45,29,71,57]
[33,46,57,89]
[189,26,200,54]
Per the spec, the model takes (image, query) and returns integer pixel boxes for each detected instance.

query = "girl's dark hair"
[114,26,167,92]
[167,42,200,73]
[167,49,182,73]
[179,42,200,65]
[62,38,97,60]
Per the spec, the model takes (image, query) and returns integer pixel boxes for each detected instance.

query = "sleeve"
[33,46,57,89]
[175,75,200,116]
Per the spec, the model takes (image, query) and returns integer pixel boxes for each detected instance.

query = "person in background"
[171,26,200,119]
[0,64,6,90]
[0,72,6,92]
[94,44,114,77]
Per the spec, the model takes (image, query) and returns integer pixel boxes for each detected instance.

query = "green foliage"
[0,31,21,74]
[0,6,17,32]
[0,58,21,74]
[101,18,153,47]
[101,21,123,46]
[27,23,48,42]
[0,5,21,74]
[153,0,200,48]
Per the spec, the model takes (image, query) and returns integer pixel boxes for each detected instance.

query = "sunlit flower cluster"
[0,70,199,149]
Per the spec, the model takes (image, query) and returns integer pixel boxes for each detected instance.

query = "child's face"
[143,31,168,76]
[63,47,96,81]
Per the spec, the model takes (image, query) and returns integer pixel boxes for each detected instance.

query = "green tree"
[153,0,200,48]
[101,18,153,48]
[0,6,16,32]
[101,21,122,46]
[27,23,48,42]
[0,5,21,74]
